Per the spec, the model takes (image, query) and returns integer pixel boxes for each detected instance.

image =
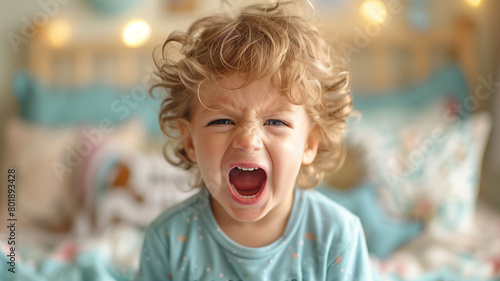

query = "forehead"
[195,75,300,113]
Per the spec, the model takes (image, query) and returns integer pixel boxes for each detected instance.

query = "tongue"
[229,168,266,197]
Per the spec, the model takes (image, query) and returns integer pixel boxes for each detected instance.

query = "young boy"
[134,2,372,280]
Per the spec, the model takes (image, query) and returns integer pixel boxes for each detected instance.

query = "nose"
[232,129,263,153]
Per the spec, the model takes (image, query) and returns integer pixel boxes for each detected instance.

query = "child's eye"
[265,119,288,126]
[207,119,235,126]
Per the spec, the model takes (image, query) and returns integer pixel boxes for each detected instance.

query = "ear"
[302,127,320,165]
[178,120,197,163]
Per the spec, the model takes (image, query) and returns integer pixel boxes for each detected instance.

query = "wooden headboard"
[27,35,158,88]
[327,16,478,96]
[27,16,478,95]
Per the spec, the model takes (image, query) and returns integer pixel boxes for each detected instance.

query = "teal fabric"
[372,267,500,281]
[12,71,162,136]
[347,65,471,148]
[317,183,423,259]
[134,188,373,281]
[0,249,127,281]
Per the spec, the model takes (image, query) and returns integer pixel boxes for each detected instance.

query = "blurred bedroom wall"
[1,0,499,207]
[0,0,205,155]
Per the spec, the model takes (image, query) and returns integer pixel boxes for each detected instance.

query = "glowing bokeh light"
[465,0,481,7]
[46,20,72,48]
[122,19,151,48]
[361,0,388,24]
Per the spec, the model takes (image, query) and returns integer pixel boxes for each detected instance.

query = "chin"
[227,207,269,223]
[217,193,271,223]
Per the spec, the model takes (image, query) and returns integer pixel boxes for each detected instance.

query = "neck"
[211,191,294,248]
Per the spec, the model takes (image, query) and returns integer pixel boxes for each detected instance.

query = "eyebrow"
[200,105,297,116]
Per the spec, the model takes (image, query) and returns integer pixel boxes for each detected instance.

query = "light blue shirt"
[134,188,372,281]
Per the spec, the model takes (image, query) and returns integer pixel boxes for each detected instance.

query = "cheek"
[194,135,226,184]
[271,137,306,179]
[194,131,219,158]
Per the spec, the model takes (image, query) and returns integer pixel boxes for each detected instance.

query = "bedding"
[319,65,499,280]
[1,224,142,281]
[320,113,499,280]
[347,65,483,233]
[0,118,196,281]
[370,200,500,280]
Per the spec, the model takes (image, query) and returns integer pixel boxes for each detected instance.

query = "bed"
[0,11,499,281]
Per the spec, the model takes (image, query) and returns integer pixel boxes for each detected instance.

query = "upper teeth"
[237,167,258,171]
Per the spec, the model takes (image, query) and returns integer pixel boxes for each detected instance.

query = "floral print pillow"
[372,113,491,234]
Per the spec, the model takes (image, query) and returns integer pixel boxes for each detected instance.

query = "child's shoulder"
[300,188,359,221]
[148,188,208,231]
[297,188,363,241]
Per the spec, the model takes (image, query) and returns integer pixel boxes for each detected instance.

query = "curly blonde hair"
[152,1,352,189]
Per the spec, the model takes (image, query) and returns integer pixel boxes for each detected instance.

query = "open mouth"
[228,166,267,199]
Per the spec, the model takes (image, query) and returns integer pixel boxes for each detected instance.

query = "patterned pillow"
[345,65,493,246]
[347,65,473,220]
[371,113,491,234]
